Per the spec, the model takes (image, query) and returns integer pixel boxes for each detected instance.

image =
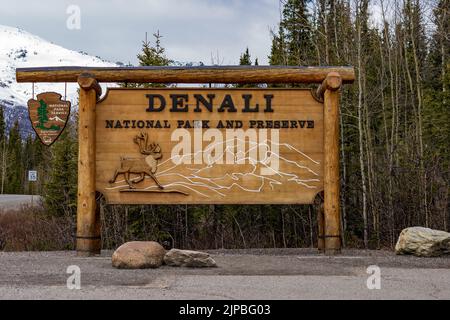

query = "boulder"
[164,249,217,268]
[395,227,450,257]
[112,241,166,269]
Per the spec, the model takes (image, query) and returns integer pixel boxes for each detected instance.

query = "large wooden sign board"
[96,89,323,205]
[16,66,355,256]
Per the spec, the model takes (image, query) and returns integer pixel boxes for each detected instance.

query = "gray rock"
[395,227,450,257]
[164,249,217,268]
[112,241,166,269]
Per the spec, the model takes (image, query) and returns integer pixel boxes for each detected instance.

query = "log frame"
[322,73,343,254]
[316,71,343,99]
[76,74,101,256]
[314,192,325,252]
[16,66,355,84]
[78,73,102,98]
[16,66,352,256]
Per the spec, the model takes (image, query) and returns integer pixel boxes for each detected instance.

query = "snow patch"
[0,25,118,108]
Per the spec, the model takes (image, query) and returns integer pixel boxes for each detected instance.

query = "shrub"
[0,205,75,251]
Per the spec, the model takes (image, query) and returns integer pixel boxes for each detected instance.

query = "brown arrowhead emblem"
[27,92,71,146]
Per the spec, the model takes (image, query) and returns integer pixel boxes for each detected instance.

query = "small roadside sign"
[28,170,38,182]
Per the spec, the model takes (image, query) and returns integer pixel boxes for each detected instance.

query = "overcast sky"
[0,0,281,66]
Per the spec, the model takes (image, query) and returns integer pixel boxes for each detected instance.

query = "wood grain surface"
[96,88,325,205]
[16,66,355,84]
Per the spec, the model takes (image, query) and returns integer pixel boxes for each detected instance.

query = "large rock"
[112,241,166,269]
[395,227,450,257]
[164,249,217,268]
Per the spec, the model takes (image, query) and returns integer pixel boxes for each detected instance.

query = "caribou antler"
[134,132,161,156]
[142,142,161,155]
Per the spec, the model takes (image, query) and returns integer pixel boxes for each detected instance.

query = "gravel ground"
[0,249,448,300]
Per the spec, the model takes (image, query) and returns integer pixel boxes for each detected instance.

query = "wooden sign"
[96,89,324,205]
[16,66,355,255]
[27,92,71,146]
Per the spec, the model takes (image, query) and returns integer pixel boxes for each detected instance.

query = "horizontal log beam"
[16,66,355,84]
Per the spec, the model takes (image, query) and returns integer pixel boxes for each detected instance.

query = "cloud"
[0,0,280,65]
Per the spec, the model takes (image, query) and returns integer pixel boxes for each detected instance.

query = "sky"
[0,0,281,66]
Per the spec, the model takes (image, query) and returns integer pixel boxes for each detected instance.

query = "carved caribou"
[109,132,164,189]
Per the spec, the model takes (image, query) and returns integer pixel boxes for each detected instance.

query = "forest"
[0,0,448,251]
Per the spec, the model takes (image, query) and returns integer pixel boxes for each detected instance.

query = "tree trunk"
[356,0,369,248]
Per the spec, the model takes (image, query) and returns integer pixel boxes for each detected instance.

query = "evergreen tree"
[0,106,4,143]
[0,106,7,194]
[403,0,428,77]
[280,0,314,65]
[268,1,314,83]
[269,26,287,66]
[239,48,252,65]
[133,31,172,88]
[237,48,258,88]
[137,31,172,67]
[426,0,449,92]
[22,134,34,194]
[423,0,449,168]
[44,121,78,216]
[32,132,49,193]
[6,120,23,194]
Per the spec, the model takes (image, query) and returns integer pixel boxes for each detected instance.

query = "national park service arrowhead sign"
[27,92,71,146]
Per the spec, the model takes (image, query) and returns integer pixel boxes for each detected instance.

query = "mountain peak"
[0,25,118,137]
[0,25,117,106]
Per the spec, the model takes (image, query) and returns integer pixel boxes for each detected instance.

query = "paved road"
[0,249,449,300]
[0,195,42,211]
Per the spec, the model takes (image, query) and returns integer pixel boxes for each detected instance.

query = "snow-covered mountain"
[0,25,118,136]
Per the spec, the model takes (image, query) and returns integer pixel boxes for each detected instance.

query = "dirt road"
[0,195,42,211]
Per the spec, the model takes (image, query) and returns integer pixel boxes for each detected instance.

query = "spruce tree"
[6,120,23,194]
[32,132,48,193]
[22,134,34,194]
[269,26,287,66]
[280,0,314,65]
[239,48,252,65]
[135,31,172,88]
[44,120,78,216]
[426,0,449,92]
[0,106,4,142]
[137,31,172,66]
[423,0,449,168]
[237,48,258,88]
[0,106,7,194]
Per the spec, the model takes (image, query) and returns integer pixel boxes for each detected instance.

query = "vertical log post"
[316,194,325,253]
[76,74,102,256]
[318,72,342,255]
